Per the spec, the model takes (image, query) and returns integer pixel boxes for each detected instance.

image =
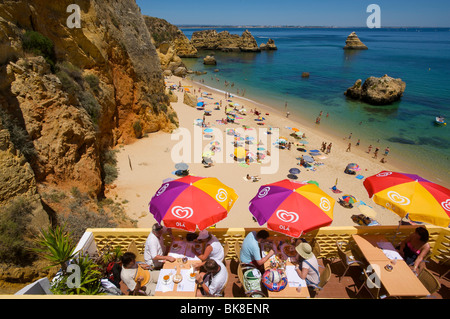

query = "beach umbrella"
[204,128,213,133]
[175,162,189,171]
[303,155,314,163]
[149,176,238,231]
[249,179,335,237]
[342,195,357,204]
[363,171,450,227]
[289,168,301,175]
[257,147,265,151]
[234,147,247,159]
[346,163,360,171]
[202,151,213,158]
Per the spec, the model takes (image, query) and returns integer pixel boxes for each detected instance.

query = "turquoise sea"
[180,27,450,187]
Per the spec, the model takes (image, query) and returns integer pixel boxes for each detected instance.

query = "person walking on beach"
[348,133,352,140]
[367,145,373,154]
[384,147,390,156]
[326,143,332,154]
[346,143,351,152]
[373,147,379,159]
[356,139,360,147]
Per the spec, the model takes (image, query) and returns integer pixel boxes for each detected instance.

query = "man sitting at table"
[240,230,275,268]
[196,259,228,297]
[120,252,156,296]
[144,223,176,270]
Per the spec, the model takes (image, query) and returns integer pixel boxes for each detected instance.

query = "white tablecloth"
[155,269,175,292]
[285,265,307,288]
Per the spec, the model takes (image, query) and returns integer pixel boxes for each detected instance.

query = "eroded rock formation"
[343,32,368,50]
[191,29,260,52]
[345,75,406,105]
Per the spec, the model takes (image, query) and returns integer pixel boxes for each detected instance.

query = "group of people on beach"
[320,141,332,154]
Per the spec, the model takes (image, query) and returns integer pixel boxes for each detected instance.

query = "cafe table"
[352,234,430,298]
[154,240,202,297]
[262,237,310,298]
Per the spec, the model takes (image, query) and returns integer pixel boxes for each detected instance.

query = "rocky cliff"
[0,0,178,266]
[190,29,261,52]
[345,74,406,105]
[343,32,368,50]
[143,16,198,77]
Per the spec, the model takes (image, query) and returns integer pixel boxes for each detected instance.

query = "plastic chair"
[418,268,441,296]
[335,240,365,282]
[234,240,242,262]
[237,263,266,297]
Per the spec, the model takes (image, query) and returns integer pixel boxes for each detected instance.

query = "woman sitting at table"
[190,230,224,267]
[294,242,320,292]
[396,226,431,274]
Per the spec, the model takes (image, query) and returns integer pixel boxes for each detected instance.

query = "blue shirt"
[240,231,261,264]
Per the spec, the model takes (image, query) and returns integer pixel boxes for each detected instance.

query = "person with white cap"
[294,242,320,290]
[144,223,175,270]
[191,230,224,268]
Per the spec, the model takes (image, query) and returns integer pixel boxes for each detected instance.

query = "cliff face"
[191,29,260,52]
[143,16,198,58]
[0,0,177,218]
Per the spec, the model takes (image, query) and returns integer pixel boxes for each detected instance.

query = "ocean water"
[180,27,450,186]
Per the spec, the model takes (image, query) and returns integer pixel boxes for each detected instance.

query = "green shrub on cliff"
[0,198,36,265]
[22,30,56,72]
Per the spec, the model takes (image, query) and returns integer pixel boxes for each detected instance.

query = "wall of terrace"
[79,225,450,263]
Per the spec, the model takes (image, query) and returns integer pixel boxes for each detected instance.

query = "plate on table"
[173,274,183,284]
[162,274,171,285]
[172,243,181,251]
[188,272,197,282]
[283,245,297,257]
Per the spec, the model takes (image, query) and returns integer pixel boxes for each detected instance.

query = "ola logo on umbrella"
[319,197,332,211]
[171,206,194,219]
[387,191,410,205]
[276,210,299,223]
[258,187,270,198]
[216,188,228,202]
[442,199,450,212]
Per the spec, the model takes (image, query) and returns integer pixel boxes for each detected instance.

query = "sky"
[135,0,450,27]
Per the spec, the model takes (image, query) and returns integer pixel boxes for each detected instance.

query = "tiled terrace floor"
[223,258,449,299]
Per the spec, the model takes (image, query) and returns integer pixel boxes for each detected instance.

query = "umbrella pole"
[391,218,403,246]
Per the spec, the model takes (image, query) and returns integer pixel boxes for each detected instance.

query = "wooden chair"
[417,268,441,297]
[310,263,331,297]
[335,240,365,282]
[234,240,242,262]
[311,238,321,257]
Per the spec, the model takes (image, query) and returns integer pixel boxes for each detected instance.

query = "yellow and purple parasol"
[249,179,335,237]
[149,176,238,231]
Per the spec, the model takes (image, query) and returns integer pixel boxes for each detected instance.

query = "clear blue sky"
[136,0,450,27]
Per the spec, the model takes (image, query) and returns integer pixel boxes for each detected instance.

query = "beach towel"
[356,175,364,180]
[331,186,343,194]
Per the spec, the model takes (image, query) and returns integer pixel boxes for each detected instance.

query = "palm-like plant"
[34,224,76,273]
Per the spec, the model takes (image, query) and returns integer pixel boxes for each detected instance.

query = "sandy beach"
[107,75,404,230]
